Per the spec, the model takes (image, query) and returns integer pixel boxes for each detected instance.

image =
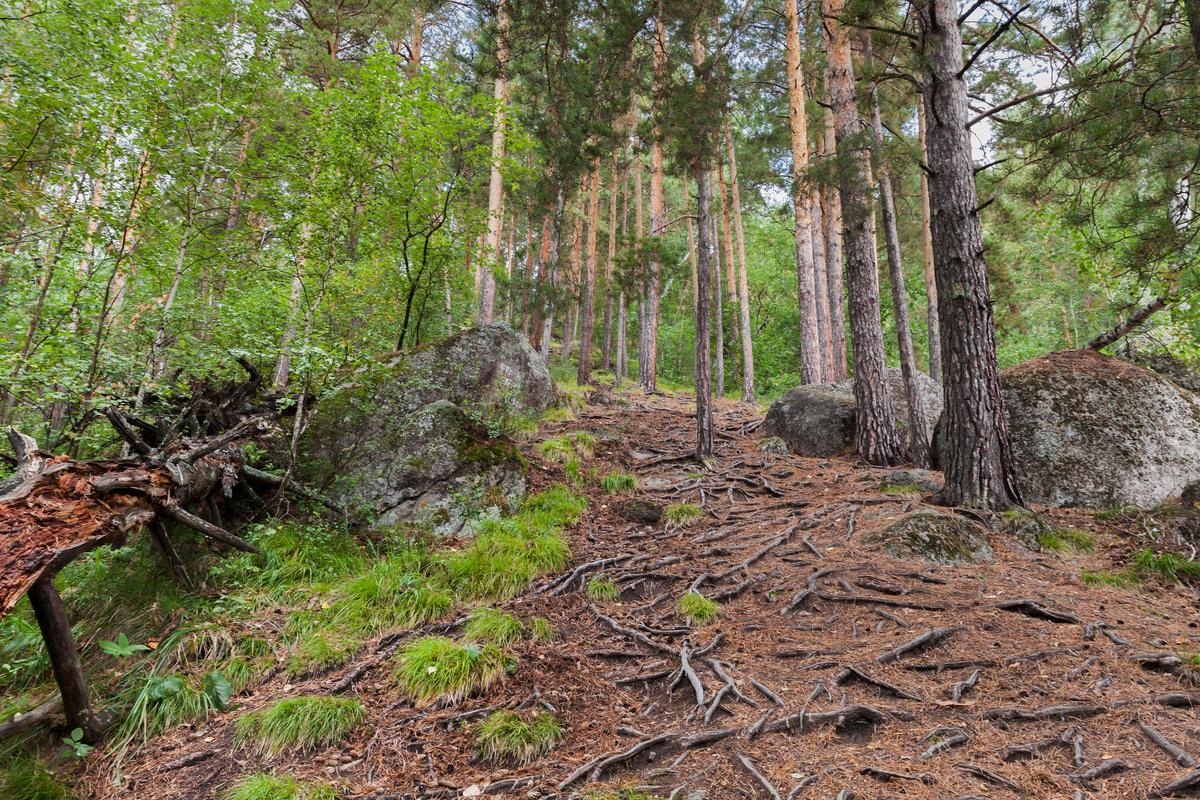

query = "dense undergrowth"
[0,475,586,797]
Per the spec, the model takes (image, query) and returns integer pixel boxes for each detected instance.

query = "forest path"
[97,387,1200,799]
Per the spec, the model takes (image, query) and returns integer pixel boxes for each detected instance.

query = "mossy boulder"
[936,349,1200,509]
[298,325,554,533]
[866,511,992,565]
[762,369,942,457]
[617,499,663,525]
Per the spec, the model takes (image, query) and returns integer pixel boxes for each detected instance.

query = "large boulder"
[298,325,555,533]
[762,369,943,457]
[865,510,992,565]
[986,349,1200,509]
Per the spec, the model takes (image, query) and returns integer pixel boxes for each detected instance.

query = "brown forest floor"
[84,388,1200,799]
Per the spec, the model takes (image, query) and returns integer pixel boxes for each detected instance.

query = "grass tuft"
[475,710,564,765]
[224,774,339,800]
[392,637,512,704]
[664,503,703,526]
[880,482,924,498]
[285,626,363,677]
[0,759,71,800]
[586,576,619,601]
[235,696,364,756]
[677,592,720,625]
[1079,569,1141,589]
[537,431,596,462]
[599,472,638,496]
[528,617,555,642]
[1132,548,1200,585]
[335,560,452,634]
[1038,528,1096,554]
[463,608,525,645]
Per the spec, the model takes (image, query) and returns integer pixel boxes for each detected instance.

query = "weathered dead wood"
[995,598,1080,624]
[947,669,981,701]
[1072,758,1128,784]
[1150,767,1200,797]
[919,726,969,759]
[28,577,101,742]
[984,703,1108,722]
[558,730,680,788]
[1137,721,1198,767]
[861,765,931,784]
[874,627,959,664]
[0,696,63,741]
[763,704,887,735]
[1086,295,1166,351]
[735,753,781,798]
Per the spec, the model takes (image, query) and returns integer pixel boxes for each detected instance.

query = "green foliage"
[60,728,91,759]
[100,633,150,658]
[664,503,703,526]
[586,576,619,601]
[115,671,229,747]
[537,431,596,462]
[236,523,365,592]
[528,617,555,642]
[599,472,639,495]
[1079,569,1141,589]
[224,774,339,800]
[334,560,452,634]
[1132,549,1200,585]
[1038,529,1096,554]
[0,758,72,800]
[474,710,563,765]
[235,697,365,756]
[285,627,363,677]
[0,612,49,689]
[541,407,576,423]
[463,609,525,645]
[392,637,513,704]
[677,592,720,626]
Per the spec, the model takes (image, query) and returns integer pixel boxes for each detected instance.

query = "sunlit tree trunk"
[824,0,902,466]
[784,0,823,385]
[602,149,619,370]
[915,0,1021,508]
[634,140,646,385]
[712,209,725,398]
[616,148,631,385]
[477,0,509,324]
[643,16,668,392]
[578,159,601,384]
[681,171,699,314]
[559,192,584,357]
[694,165,715,458]
[810,135,833,379]
[717,162,736,303]
[917,102,942,382]
[725,128,755,403]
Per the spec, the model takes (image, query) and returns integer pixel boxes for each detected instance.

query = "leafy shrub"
[475,710,563,764]
[392,637,512,704]
[235,696,364,756]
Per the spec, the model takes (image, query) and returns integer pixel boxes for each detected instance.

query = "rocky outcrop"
[979,349,1200,509]
[762,369,943,457]
[865,511,992,565]
[298,325,555,533]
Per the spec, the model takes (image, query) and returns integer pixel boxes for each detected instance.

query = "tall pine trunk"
[712,208,725,398]
[863,36,930,467]
[916,0,1021,508]
[917,102,943,382]
[784,0,823,384]
[725,128,756,403]
[577,160,601,384]
[694,166,715,459]
[602,149,619,370]
[810,136,833,381]
[823,0,902,466]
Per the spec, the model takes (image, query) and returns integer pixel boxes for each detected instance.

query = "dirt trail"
[91,389,1200,799]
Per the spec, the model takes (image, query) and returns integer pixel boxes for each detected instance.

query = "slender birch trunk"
[810,134,833,379]
[917,102,942,382]
[477,0,509,324]
[822,105,848,381]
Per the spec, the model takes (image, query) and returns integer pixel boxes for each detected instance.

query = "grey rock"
[938,349,1200,509]
[617,498,663,525]
[760,436,790,455]
[762,369,942,457]
[866,510,992,565]
[881,468,942,494]
[298,325,552,533]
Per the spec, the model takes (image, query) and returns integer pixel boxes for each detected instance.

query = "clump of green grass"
[1132,548,1200,585]
[528,617,555,642]
[1079,569,1141,589]
[243,522,365,591]
[235,696,364,756]
[664,503,703,526]
[541,406,575,423]
[1038,528,1096,554]
[563,456,585,486]
[286,626,363,677]
[335,560,452,634]
[537,431,596,462]
[0,759,71,800]
[677,592,720,625]
[475,710,564,764]
[392,637,513,704]
[599,472,639,496]
[586,576,619,601]
[464,609,525,645]
[585,791,667,800]
[224,774,339,800]
[445,487,582,600]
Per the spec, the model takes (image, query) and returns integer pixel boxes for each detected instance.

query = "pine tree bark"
[602,150,619,370]
[712,208,725,397]
[810,137,833,382]
[784,0,823,385]
[823,0,903,466]
[682,172,699,313]
[477,0,509,324]
[578,160,601,384]
[917,102,943,382]
[717,163,737,303]
[616,149,631,384]
[864,37,931,468]
[559,194,584,358]
[634,142,647,386]
[822,105,848,381]
[915,0,1022,508]
[725,128,756,403]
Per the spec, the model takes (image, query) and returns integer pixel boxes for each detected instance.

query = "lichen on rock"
[866,510,992,565]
